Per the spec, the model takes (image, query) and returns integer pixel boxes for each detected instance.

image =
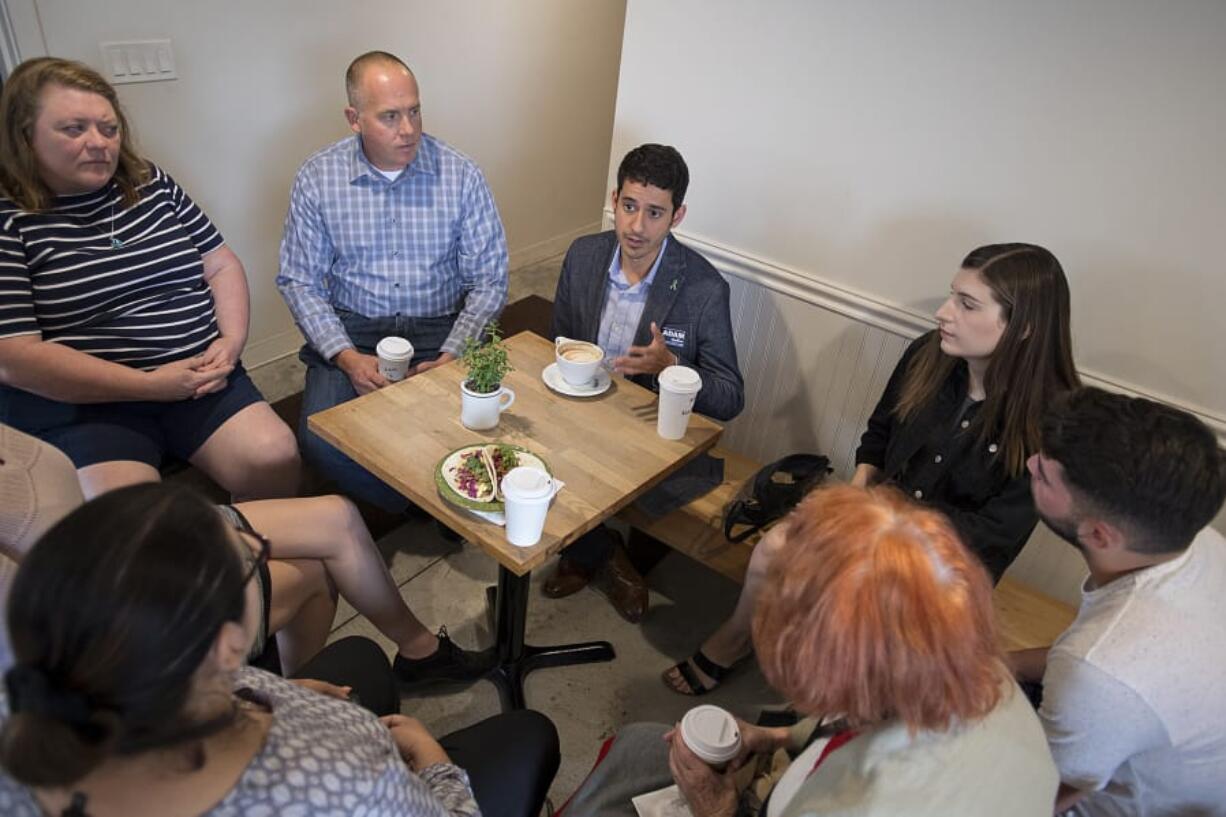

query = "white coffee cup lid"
[501,466,553,501]
[377,336,413,358]
[659,365,702,393]
[680,705,741,764]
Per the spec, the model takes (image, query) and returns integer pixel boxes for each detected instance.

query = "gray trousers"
[564,723,673,817]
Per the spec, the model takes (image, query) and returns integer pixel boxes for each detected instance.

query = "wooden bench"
[617,447,1076,652]
[619,447,763,583]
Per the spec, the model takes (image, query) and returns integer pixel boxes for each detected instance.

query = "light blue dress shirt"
[278,134,508,360]
[596,237,668,360]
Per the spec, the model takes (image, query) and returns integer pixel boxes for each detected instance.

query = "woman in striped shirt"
[0,57,298,499]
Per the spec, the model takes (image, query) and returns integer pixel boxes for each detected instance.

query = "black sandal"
[663,649,740,696]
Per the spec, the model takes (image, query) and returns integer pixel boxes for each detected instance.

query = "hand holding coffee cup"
[554,336,605,387]
[679,705,742,770]
[376,336,415,382]
[656,365,703,439]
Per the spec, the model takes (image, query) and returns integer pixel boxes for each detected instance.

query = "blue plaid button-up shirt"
[278,133,508,360]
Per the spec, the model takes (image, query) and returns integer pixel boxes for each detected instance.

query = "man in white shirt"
[1011,387,1226,816]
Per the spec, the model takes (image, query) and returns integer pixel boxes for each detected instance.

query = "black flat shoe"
[393,628,490,685]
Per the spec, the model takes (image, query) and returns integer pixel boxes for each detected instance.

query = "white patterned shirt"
[277,134,508,360]
[0,666,481,816]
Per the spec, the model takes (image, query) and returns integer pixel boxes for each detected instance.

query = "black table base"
[483,567,615,710]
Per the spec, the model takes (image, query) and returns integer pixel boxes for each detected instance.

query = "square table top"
[308,331,723,575]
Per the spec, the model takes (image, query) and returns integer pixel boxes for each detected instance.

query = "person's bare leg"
[236,495,439,659]
[664,521,789,692]
[266,557,338,674]
[190,402,301,501]
[77,460,161,500]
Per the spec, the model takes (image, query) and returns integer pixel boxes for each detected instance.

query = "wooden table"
[309,331,723,708]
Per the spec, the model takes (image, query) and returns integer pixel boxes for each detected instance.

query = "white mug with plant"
[460,322,516,430]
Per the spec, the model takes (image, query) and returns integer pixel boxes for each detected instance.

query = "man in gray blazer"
[543,144,744,622]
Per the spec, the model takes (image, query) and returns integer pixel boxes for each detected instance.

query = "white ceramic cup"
[376,336,414,382]
[460,382,516,430]
[554,336,605,387]
[680,705,742,769]
[656,365,703,439]
[501,466,558,547]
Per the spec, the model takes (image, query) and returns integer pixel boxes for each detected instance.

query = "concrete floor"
[247,252,783,804]
[329,516,780,806]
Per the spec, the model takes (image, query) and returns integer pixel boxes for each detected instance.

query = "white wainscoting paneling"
[719,250,1096,603]
[604,212,1225,604]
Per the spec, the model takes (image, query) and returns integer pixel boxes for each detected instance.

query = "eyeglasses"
[228,508,271,587]
[240,530,271,586]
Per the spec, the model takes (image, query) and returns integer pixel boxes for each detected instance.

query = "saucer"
[542,362,611,397]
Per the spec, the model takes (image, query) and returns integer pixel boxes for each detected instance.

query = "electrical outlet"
[99,40,177,85]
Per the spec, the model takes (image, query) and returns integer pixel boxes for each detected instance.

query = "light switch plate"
[99,40,177,84]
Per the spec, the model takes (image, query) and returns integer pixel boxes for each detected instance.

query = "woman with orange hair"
[562,486,1057,816]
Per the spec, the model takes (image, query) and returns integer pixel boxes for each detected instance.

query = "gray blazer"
[550,231,744,421]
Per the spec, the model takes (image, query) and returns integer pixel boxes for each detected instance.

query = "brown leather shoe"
[603,543,649,623]
[542,556,594,599]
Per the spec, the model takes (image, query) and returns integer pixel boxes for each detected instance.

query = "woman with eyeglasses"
[0,421,485,685]
[0,481,559,817]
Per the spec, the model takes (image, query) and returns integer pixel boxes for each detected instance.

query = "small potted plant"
[459,321,516,430]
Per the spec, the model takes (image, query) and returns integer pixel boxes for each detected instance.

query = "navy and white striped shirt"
[0,165,224,369]
[277,133,508,360]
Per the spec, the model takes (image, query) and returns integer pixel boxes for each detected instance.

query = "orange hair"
[753,485,1004,733]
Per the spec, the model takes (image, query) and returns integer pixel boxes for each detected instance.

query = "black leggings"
[293,637,560,817]
[291,635,400,715]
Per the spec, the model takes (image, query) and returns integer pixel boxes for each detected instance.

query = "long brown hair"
[0,57,149,212]
[894,243,1079,476]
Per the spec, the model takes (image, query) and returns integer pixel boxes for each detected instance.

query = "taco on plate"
[440,443,546,504]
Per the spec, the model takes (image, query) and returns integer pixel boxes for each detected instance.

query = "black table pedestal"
[483,568,615,710]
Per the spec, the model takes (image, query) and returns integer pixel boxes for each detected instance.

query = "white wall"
[609,0,1226,601]
[610,0,1226,431]
[12,0,626,364]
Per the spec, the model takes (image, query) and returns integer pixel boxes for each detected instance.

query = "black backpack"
[723,454,832,543]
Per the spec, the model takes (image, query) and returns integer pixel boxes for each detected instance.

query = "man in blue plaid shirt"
[278,51,508,512]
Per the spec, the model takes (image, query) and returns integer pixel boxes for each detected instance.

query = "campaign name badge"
[662,325,687,349]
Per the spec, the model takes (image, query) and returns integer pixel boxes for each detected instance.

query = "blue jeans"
[298,309,456,512]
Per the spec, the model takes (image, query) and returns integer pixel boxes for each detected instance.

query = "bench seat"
[617,446,1076,651]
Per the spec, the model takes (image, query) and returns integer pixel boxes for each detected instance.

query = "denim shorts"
[0,362,265,469]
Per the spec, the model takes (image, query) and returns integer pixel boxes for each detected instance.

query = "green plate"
[434,443,551,513]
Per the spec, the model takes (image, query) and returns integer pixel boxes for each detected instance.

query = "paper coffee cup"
[656,365,702,440]
[501,466,555,547]
[680,705,741,768]
[376,336,414,382]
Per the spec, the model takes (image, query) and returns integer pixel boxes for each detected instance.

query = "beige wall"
[12,0,626,364]
[610,0,1226,430]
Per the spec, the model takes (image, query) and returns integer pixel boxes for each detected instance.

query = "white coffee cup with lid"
[656,365,703,439]
[680,705,742,768]
[501,466,560,547]
[376,336,414,382]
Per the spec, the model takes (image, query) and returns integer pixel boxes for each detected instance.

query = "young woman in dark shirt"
[665,243,1080,695]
